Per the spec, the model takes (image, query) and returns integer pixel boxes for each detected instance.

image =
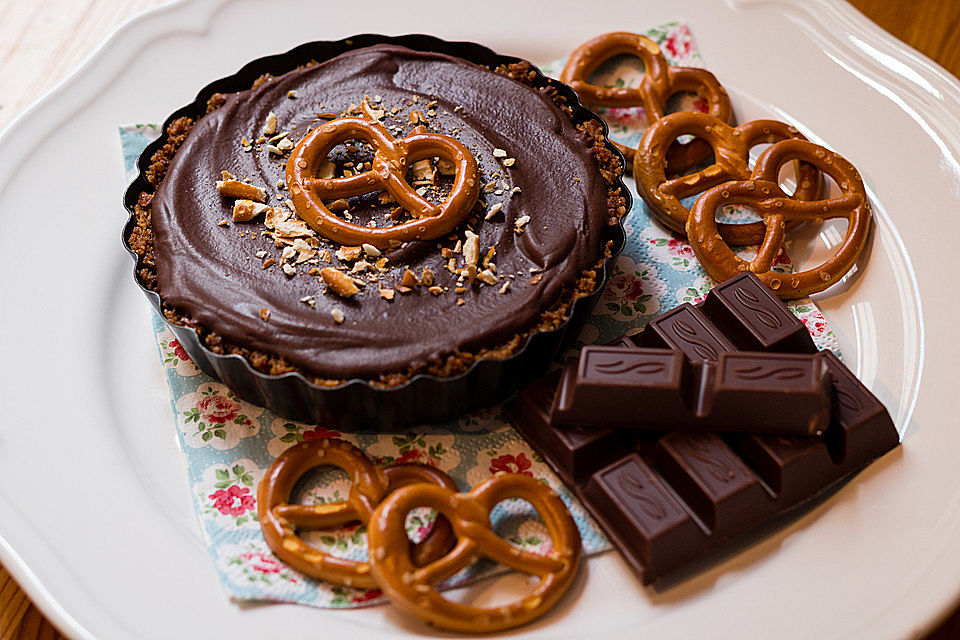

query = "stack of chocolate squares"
[504,272,899,583]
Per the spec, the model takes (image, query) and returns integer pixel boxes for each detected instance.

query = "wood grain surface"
[1,0,958,638]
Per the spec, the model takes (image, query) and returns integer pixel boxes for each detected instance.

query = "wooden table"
[1,0,959,637]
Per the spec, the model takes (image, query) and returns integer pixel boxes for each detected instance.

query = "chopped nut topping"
[396,285,413,294]
[420,268,435,286]
[259,307,271,321]
[362,243,381,257]
[321,267,359,297]
[263,111,278,136]
[456,298,465,306]
[411,158,436,185]
[282,263,296,277]
[482,246,496,268]
[287,90,298,99]
[493,148,507,158]
[498,281,511,294]
[514,215,531,232]
[380,288,395,300]
[217,179,266,202]
[510,186,521,194]
[463,231,480,266]
[440,248,454,259]
[503,158,516,167]
[485,202,503,220]
[331,308,345,324]
[255,250,267,259]
[217,219,229,227]
[277,137,294,152]
[437,158,456,175]
[401,269,420,287]
[281,246,296,262]
[428,285,444,296]
[308,267,321,276]
[530,273,543,285]
[335,246,362,261]
[262,257,276,269]
[477,269,498,285]
[455,286,466,294]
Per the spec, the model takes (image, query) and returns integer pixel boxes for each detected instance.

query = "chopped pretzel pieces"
[321,267,359,298]
[401,269,420,288]
[217,179,266,202]
[335,246,363,261]
[380,288,395,300]
[477,269,498,286]
[263,111,278,136]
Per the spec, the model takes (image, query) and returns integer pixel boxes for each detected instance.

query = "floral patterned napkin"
[119,20,839,611]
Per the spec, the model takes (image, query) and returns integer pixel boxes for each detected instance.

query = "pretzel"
[286,117,480,249]
[257,438,458,588]
[687,139,871,299]
[635,112,822,245]
[560,31,733,172]
[367,473,581,633]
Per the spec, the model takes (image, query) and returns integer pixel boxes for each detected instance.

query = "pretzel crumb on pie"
[320,267,359,297]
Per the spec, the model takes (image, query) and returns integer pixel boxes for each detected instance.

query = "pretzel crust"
[367,473,582,633]
[257,438,458,588]
[687,139,872,298]
[560,31,732,172]
[286,117,480,249]
[636,112,822,245]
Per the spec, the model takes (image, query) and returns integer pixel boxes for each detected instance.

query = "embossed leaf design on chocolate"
[670,318,718,361]
[686,437,736,484]
[594,360,667,376]
[833,379,864,412]
[734,286,782,329]
[732,365,804,380]
[617,471,669,520]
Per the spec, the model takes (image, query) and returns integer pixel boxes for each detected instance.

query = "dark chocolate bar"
[552,347,832,435]
[503,273,899,584]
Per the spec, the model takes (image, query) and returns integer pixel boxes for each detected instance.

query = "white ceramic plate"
[0,0,955,637]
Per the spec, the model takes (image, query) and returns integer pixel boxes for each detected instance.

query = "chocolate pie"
[124,36,627,427]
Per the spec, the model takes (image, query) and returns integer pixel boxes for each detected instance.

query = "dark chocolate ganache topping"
[152,44,610,380]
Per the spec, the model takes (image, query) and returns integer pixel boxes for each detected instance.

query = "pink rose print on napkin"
[210,485,256,517]
[489,452,533,476]
[599,257,661,321]
[177,383,262,450]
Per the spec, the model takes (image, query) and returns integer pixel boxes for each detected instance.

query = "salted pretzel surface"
[367,473,581,633]
[286,117,480,249]
[636,112,822,245]
[257,438,458,588]
[687,139,872,299]
[560,31,732,171]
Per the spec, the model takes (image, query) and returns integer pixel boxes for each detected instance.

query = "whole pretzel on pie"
[635,112,822,245]
[257,438,458,588]
[687,139,872,299]
[367,473,581,633]
[286,117,480,250]
[561,31,733,172]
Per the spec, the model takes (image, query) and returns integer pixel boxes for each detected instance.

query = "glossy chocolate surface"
[151,44,611,379]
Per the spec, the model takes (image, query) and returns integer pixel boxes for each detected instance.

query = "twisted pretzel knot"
[561,31,732,172]
[367,473,581,633]
[636,112,822,245]
[687,139,872,299]
[286,117,480,249]
[257,438,458,588]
